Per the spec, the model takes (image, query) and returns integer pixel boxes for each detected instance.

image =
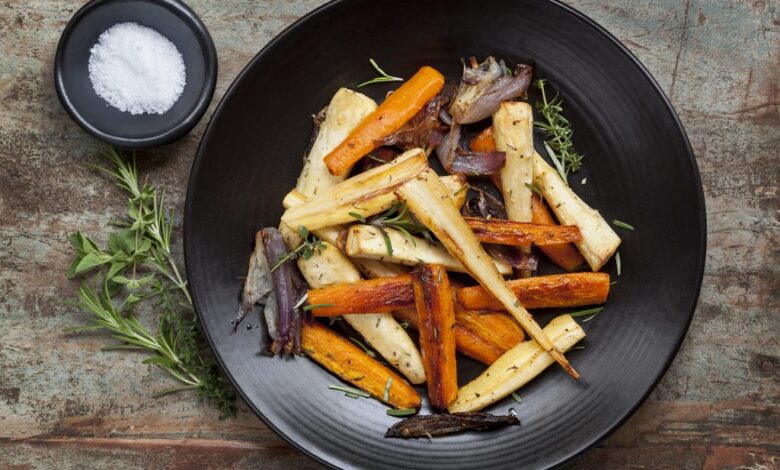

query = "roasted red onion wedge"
[385,411,520,438]
[436,123,506,175]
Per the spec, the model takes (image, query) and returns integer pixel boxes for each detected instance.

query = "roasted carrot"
[324,66,445,176]
[469,127,502,190]
[458,272,610,311]
[412,264,458,409]
[307,274,414,317]
[393,307,519,365]
[455,309,524,352]
[465,217,581,246]
[301,321,421,409]
[531,194,587,271]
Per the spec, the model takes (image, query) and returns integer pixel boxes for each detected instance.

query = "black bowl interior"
[185,0,705,468]
[55,0,216,149]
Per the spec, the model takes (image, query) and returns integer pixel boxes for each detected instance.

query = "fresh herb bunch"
[534,79,584,184]
[270,225,325,272]
[67,147,236,418]
[351,201,434,256]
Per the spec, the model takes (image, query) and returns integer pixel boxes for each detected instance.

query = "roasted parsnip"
[493,102,534,223]
[343,224,513,275]
[449,315,585,412]
[295,242,425,384]
[533,152,621,271]
[412,264,458,409]
[301,321,421,409]
[396,169,580,379]
[281,149,428,231]
[296,88,377,197]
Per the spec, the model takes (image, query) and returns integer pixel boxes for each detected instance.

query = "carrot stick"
[465,217,581,246]
[458,272,610,311]
[324,66,445,176]
[308,272,609,315]
[469,127,502,190]
[393,307,519,365]
[531,194,587,271]
[301,321,421,409]
[412,264,458,409]
[307,274,413,316]
[455,309,524,351]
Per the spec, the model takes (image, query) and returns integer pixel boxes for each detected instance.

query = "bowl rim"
[184,0,706,468]
[54,0,218,150]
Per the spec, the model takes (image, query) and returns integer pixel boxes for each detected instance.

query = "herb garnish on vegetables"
[612,219,635,231]
[270,225,325,271]
[357,58,404,88]
[66,148,235,417]
[534,79,584,184]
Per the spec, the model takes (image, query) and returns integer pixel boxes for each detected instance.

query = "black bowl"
[185,0,706,468]
[54,0,217,149]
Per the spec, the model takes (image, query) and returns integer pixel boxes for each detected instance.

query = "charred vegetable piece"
[436,123,507,176]
[449,57,533,124]
[396,169,580,380]
[464,217,582,246]
[236,231,274,331]
[385,412,520,438]
[531,194,586,271]
[412,264,458,409]
[468,126,503,189]
[380,94,449,150]
[301,321,421,409]
[324,66,445,176]
[457,272,610,311]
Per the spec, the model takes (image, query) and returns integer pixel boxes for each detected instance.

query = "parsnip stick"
[296,88,377,197]
[493,102,534,223]
[533,152,621,271]
[396,169,580,379]
[449,315,585,412]
[342,224,513,275]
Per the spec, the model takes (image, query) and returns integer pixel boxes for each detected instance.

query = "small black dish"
[54,0,217,149]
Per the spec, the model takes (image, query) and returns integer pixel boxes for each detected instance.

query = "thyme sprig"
[66,147,236,417]
[270,225,324,272]
[357,58,404,88]
[351,201,434,256]
[534,79,584,184]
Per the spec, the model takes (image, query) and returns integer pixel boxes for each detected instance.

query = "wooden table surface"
[1,0,777,468]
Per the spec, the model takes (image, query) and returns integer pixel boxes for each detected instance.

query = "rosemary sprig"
[358,201,434,256]
[270,225,324,272]
[328,384,371,398]
[357,58,404,88]
[349,337,377,358]
[616,251,622,276]
[568,306,604,322]
[67,148,235,417]
[387,408,417,417]
[612,219,635,231]
[534,79,584,184]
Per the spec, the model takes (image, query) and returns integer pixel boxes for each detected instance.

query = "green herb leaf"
[511,392,523,405]
[383,377,393,403]
[387,408,417,417]
[357,58,403,88]
[302,303,335,311]
[612,219,635,231]
[348,337,376,358]
[348,211,367,223]
[534,79,584,184]
[615,251,622,276]
[328,384,371,398]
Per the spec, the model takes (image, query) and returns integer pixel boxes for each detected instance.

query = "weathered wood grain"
[0,0,777,468]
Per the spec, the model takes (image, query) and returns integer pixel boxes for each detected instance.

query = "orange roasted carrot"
[393,307,518,365]
[301,321,421,409]
[324,66,445,176]
[469,127,502,190]
[531,194,587,271]
[307,274,413,317]
[457,272,610,311]
[412,264,457,409]
[455,309,524,352]
[465,217,581,246]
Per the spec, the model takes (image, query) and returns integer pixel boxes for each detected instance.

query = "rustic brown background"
[1,0,778,468]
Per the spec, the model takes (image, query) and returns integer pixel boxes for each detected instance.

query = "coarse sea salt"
[88,22,186,115]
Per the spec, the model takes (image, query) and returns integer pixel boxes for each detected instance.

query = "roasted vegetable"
[380,94,449,150]
[296,88,377,197]
[436,123,507,175]
[531,194,586,271]
[301,321,421,409]
[282,149,428,231]
[533,153,621,271]
[452,324,506,365]
[449,315,585,413]
[396,169,580,379]
[449,57,533,124]
[295,242,426,385]
[261,227,301,354]
[412,264,458,409]
[324,66,445,176]
[455,309,524,352]
[468,126,503,189]
[308,274,414,317]
[235,231,274,331]
[342,224,513,275]
[464,217,581,247]
[493,102,534,223]
[385,412,520,438]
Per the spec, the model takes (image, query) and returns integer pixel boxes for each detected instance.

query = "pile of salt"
[88,22,186,115]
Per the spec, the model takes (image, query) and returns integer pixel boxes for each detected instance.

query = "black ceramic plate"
[184,0,705,468]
